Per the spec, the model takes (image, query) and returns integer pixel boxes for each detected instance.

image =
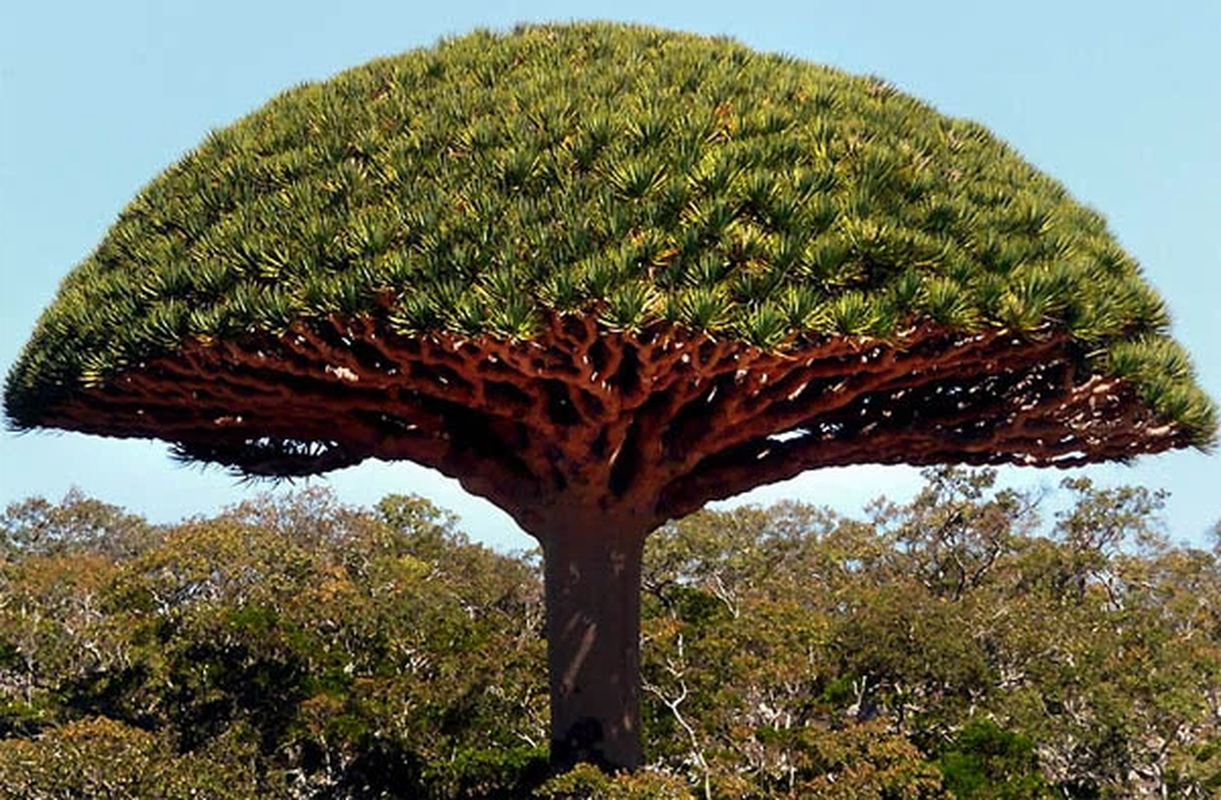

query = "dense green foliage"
[2,470,1219,797]
[5,22,1214,444]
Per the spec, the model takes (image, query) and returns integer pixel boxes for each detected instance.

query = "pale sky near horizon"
[2,1,1218,551]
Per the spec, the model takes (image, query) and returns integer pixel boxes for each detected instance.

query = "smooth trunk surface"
[541,522,648,771]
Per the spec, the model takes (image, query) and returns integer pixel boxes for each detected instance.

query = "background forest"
[0,468,1218,798]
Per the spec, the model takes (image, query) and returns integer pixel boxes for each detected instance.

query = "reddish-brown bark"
[40,312,1185,532]
[32,311,1189,770]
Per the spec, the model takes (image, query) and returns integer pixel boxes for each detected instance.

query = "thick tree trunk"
[539,520,648,772]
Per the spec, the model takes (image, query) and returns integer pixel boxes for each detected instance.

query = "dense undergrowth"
[1,468,1218,798]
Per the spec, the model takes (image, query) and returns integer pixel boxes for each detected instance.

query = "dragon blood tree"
[5,22,1216,770]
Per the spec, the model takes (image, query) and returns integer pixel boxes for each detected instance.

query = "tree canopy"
[4,23,1214,499]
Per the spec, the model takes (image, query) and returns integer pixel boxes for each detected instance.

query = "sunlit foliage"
[5,23,1214,444]
[1,473,1218,797]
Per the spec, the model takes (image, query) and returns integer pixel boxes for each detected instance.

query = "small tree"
[4,23,1215,771]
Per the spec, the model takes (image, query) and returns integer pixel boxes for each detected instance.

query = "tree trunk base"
[540,521,648,772]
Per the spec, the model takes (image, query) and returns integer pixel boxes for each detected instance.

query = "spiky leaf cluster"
[4,22,1215,444]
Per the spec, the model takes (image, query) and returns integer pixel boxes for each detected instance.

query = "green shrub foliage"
[4,22,1214,445]
[1,472,1219,797]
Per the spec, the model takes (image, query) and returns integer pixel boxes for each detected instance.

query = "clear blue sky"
[2,1,1218,551]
